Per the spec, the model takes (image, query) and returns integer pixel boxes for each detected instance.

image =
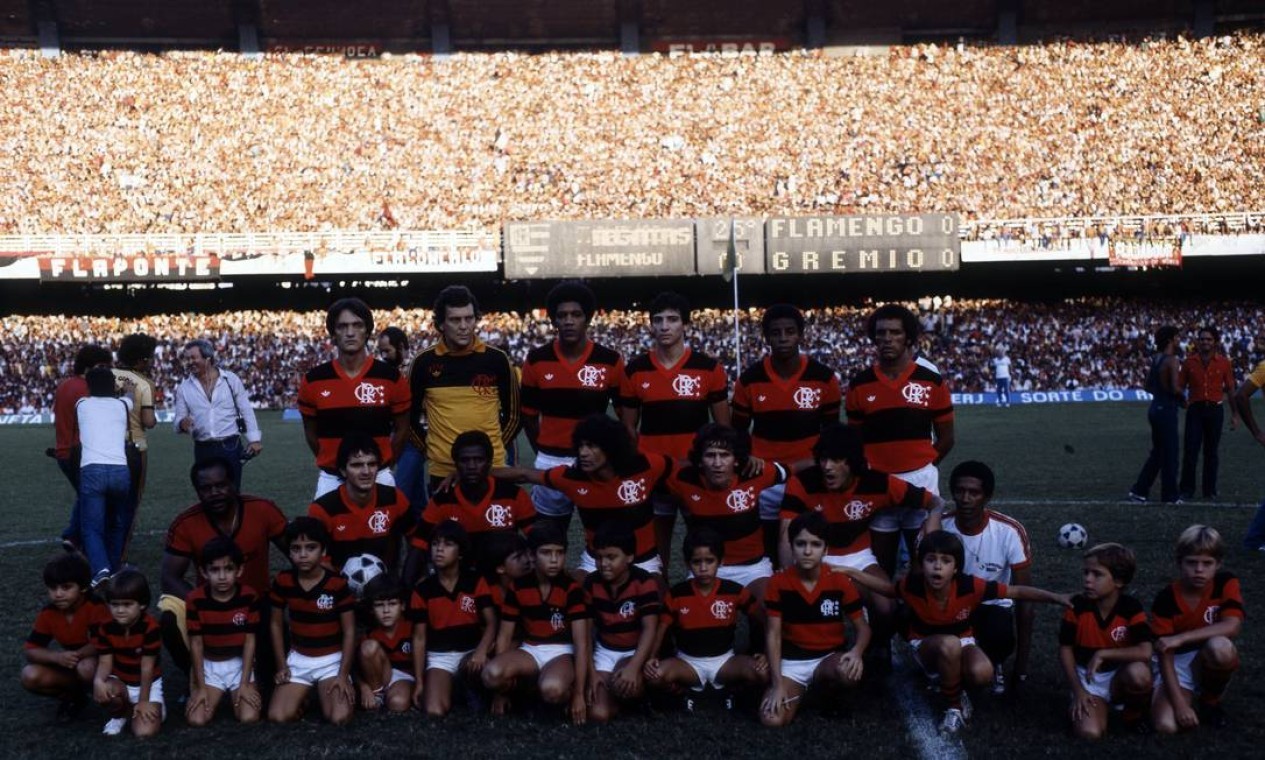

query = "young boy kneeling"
[93,570,165,737]
[186,537,262,726]
[356,575,415,713]
[22,553,108,720]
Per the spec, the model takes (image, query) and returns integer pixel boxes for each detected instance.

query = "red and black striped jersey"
[620,348,729,459]
[25,597,109,651]
[367,620,415,671]
[415,478,536,565]
[308,484,414,572]
[764,568,864,660]
[781,469,930,556]
[667,464,787,565]
[409,572,494,654]
[186,584,260,662]
[269,569,355,657]
[94,613,162,687]
[297,358,411,471]
[584,567,662,653]
[732,356,842,463]
[662,579,757,658]
[1059,594,1151,671]
[898,573,1005,641]
[499,574,589,646]
[521,341,624,457]
[164,497,287,600]
[844,362,953,474]
[543,453,673,563]
[1151,572,1245,653]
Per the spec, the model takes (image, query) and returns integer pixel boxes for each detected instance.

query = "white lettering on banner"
[945,389,1156,406]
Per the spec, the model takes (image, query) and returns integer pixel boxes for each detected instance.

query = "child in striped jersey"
[93,569,164,737]
[357,575,414,714]
[185,537,261,726]
[22,553,109,721]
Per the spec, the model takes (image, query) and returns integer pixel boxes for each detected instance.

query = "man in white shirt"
[941,460,1033,696]
[992,347,1012,407]
[172,339,262,490]
[77,367,134,587]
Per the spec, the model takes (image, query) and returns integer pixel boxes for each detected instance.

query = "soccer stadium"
[3,1,1265,758]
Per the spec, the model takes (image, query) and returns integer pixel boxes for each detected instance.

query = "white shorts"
[781,654,829,687]
[388,668,414,687]
[202,656,251,693]
[314,468,396,500]
[909,636,978,678]
[1152,650,1199,694]
[112,676,167,721]
[714,558,773,587]
[426,649,472,675]
[531,453,575,518]
[521,642,573,671]
[1074,664,1118,702]
[758,482,787,522]
[286,650,344,686]
[679,651,735,691]
[593,643,633,674]
[823,549,880,573]
[578,550,663,575]
[870,464,937,532]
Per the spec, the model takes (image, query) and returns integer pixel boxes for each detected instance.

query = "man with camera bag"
[173,338,262,490]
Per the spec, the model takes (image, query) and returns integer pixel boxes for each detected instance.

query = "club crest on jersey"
[843,500,871,521]
[316,594,335,611]
[726,487,756,513]
[616,478,647,505]
[671,374,703,398]
[485,503,514,528]
[710,600,734,620]
[544,373,554,381]
[232,612,248,627]
[820,598,840,618]
[1204,606,1220,625]
[793,386,822,410]
[402,642,412,654]
[1109,625,1128,643]
[460,595,477,614]
[955,608,971,621]
[619,601,637,619]
[472,373,498,397]
[577,365,607,388]
[354,381,386,405]
[367,510,390,534]
[901,382,932,408]
[550,610,565,631]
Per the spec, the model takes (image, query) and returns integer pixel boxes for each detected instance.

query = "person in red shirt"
[1151,525,1244,733]
[185,538,262,727]
[51,344,112,552]
[1179,326,1240,500]
[93,570,164,737]
[21,552,109,719]
[356,575,415,714]
[845,304,954,579]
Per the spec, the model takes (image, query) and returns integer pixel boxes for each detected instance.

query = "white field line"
[0,529,164,550]
[888,643,968,760]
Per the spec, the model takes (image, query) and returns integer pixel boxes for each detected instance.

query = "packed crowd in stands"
[2,298,1261,414]
[2,33,1264,238]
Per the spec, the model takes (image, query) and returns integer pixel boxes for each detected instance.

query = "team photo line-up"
[25,282,1261,739]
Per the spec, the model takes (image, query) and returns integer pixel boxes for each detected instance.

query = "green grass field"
[3,402,1263,759]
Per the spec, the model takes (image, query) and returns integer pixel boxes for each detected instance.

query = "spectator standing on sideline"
[299,298,411,499]
[173,339,262,491]
[1233,339,1265,551]
[112,334,158,555]
[1179,326,1239,500]
[1129,325,1183,504]
[76,366,133,587]
[51,344,112,551]
[993,347,1012,408]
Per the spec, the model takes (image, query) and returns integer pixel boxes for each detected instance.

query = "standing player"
[731,304,841,564]
[1128,325,1183,504]
[406,285,520,497]
[520,281,623,533]
[620,292,730,567]
[1179,326,1239,501]
[298,298,411,499]
[845,303,954,578]
[992,347,1012,408]
[111,333,157,557]
[940,461,1034,695]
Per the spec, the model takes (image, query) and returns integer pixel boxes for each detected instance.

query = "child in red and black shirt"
[1059,542,1154,739]
[93,569,164,737]
[268,517,356,725]
[1151,525,1245,733]
[761,513,869,728]
[22,552,109,719]
[357,574,414,714]
[186,537,261,726]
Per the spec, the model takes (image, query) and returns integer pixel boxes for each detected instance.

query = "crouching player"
[482,524,591,723]
[93,569,164,737]
[645,528,769,708]
[268,517,356,725]
[1151,525,1244,733]
[761,513,870,727]
[356,575,414,713]
[842,530,1070,734]
[409,520,497,717]
[22,553,109,720]
[585,521,662,723]
[1060,543,1153,739]
[186,537,262,726]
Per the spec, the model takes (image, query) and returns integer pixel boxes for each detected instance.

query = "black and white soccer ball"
[1057,523,1088,549]
[341,553,386,597]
